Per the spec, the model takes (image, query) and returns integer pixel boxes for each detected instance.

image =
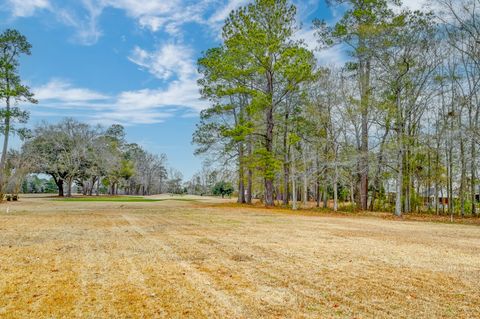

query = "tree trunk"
[0,93,11,195]
[238,144,246,204]
[447,134,453,218]
[370,124,390,211]
[350,179,355,205]
[395,139,403,217]
[333,158,338,212]
[322,184,328,209]
[302,145,308,207]
[246,135,253,204]
[283,108,289,205]
[291,150,297,210]
[426,144,432,213]
[471,138,477,216]
[247,167,252,204]
[283,162,289,205]
[316,154,320,207]
[53,176,64,197]
[395,91,403,217]
[358,59,370,211]
[460,125,466,218]
[238,175,245,203]
[89,176,96,196]
[264,71,275,207]
[66,178,73,197]
[435,127,440,215]
[405,143,411,214]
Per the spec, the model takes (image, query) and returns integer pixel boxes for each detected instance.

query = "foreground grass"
[0,197,479,318]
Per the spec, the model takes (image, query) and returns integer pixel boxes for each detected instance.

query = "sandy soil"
[0,196,479,318]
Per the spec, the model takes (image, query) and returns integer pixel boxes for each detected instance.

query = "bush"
[212,181,234,198]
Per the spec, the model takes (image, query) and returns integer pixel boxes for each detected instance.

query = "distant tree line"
[19,119,170,197]
[21,175,58,194]
[2,116,185,198]
[193,0,480,218]
[185,164,235,197]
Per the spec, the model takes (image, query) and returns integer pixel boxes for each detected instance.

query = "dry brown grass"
[0,196,479,318]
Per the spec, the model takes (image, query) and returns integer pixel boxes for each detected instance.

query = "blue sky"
[0,0,425,178]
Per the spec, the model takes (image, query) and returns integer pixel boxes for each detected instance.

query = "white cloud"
[208,0,246,24]
[4,0,102,45]
[4,0,50,17]
[293,0,321,19]
[91,109,172,125]
[315,45,349,67]
[31,76,204,125]
[128,43,196,81]
[116,80,204,112]
[125,42,204,112]
[101,0,210,35]
[295,27,348,67]
[34,79,109,102]
[4,0,201,42]
[4,0,248,42]
[206,0,248,39]
[401,0,436,11]
[32,40,205,125]
[101,0,179,18]
[296,27,317,51]
[56,0,103,45]
[102,0,180,32]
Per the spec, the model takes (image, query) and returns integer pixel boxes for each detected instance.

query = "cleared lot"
[0,196,479,318]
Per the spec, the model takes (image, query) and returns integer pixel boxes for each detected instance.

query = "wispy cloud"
[31,75,204,125]
[208,0,246,24]
[401,0,439,12]
[91,108,173,125]
[3,0,245,44]
[56,0,103,45]
[295,27,348,67]
[293,0,321,19]
[3,0,102,45]
[128,43,196,81]
[206,0,248,39]
[101,0,212,36]
[4,0,50,17]
[126,42,204,111]
[116,81,204,112]
[34,79,109,102]
[29,39,206,126]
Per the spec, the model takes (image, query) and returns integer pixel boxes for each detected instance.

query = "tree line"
[6,118,188,197]
[24,119,173,197]
[193,0,480,217]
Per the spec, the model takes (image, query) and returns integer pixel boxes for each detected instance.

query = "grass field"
[1,195,479,318]
[54,196,164,202]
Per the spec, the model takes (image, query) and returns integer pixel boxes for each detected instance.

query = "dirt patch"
[231,253,254,262]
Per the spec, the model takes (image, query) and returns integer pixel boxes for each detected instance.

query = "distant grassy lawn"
[53,196,199,202]
[54,196,162,202]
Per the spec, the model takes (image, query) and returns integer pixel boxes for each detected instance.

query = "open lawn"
[0,195,479,318]
[54,196,164,202]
